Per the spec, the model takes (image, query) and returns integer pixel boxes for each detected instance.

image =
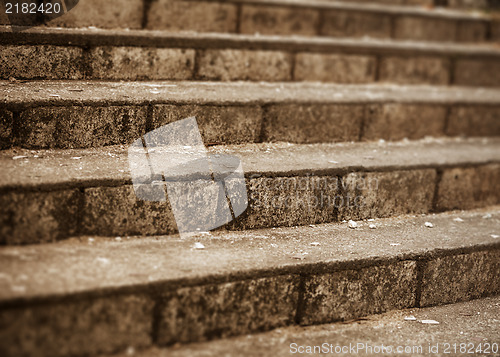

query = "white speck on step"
[424,222,434,228]
[193,242,205,249]
[453,217,464,222]
[348,220,358,229]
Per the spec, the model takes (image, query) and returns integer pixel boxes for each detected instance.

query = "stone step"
[1,81,500,150]
[0,207,498,356]
[2,27,500,85]
[107,296,500,357]
[1,137,499,244]
[1,0,497,43]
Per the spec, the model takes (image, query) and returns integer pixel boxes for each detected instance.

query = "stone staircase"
[0,0,499,356]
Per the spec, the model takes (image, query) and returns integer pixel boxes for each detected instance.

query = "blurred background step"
[1,0,498,43]
[2,27,500,85]
[1,81,500,150]
[0,208,498,356]
[1,137,499,244]
[106,296,500,357]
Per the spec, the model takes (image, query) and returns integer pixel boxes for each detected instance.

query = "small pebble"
[115,237,122,242]
[421,320,439,325]
[348,220,358,229]
[369,224,376,229]
[482,213,492,219]
[13,155,28,160]
[491,235,499,239]
[193,242,205,250]
[453,217,464,222]
[404,316,417,321]
[310,242,320,246]
[424,222,434,228]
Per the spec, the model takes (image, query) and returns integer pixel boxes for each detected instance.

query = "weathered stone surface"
[394,16,456,42]
[82,185,178,236]
[240,5,318,36]
[454,59,500,87]
[436,164,500,211]
[89,47,194,80]
[0,190,80,245]
[379,56,450,85]
[301,261,417,324]
[233,176,339,230]
[0,45,83,80]
[294,54,376,83]
[152,105,262,145]
[456,20,488,42]
[0,109,12,149]
[196,49,292,81]
[363,104,447,141]
[18,106,147,149]
[321,10,391,39]
[338,170,436,220]
[262,104,363,143]
[158,275,300,344]
[491,20,500,42]
[420,250,500,307]
[0,294,153,357]
[146,0,237,32]
[447,106,500,137]
[43,0,143,29]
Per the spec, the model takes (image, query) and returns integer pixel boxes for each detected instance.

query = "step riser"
[1,0,497,43]
[2,164,499,244]
[1,247,498,357]
[1,102,499,150]
[2,43,500,86]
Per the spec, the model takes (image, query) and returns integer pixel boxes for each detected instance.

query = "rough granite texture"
[152,105,263,145]
[0,294,153,357]
[0,109,12,149]
[240,5,318,36]
[82,185,178,236]
[89,47,195,80]
[338,169,436,220]
[294,53,376,83]
[456,20,488,42]
[262,104,363,143]
[320,10,392,39]
[301,261,417,324]
[158,275,300,345]
[0,45,83,80]
[379,56,450,85]
[196,49,292,81]
[146,0,237,33]
[436,164,500,211]
[42,0,144,29]
[130,297,500,357]
[447,106,500,137]
[0,189,80,245]
[19,105,147,149]
[420,250,500,306]
[233,176,340,229]
[454,59,500,87]
[394,16,457,42]
[363,104,447,141]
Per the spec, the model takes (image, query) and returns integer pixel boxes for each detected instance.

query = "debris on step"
[491,235,499,239]
[193,242,205,250]
[404,316,417,321]
[369,224,376,229]
[482,213,492,219]
[310,242,320,246]
[348,220,358,229]
[390,243,400,246]
[424,222,434,228]
[13,155,28,160]
[421,320,439,325]
[453,217,464,222]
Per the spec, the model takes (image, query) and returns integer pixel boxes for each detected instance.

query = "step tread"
[1,207,499,305]
[219,0,492,19]
[120,295,500,357]
[2,26,499,58]
[3,81,500,109]
[2,137,500,191]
